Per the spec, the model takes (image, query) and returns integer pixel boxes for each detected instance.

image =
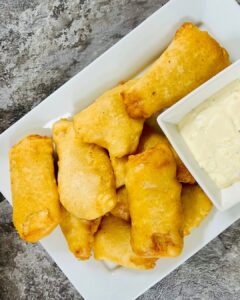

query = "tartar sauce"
[179,79,240,189]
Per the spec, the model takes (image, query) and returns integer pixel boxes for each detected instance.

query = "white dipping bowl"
[158,59,240,211]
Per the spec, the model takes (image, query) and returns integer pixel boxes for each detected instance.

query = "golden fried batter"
[123,23,230,118]
[137,124,170,152]
[182,185,212,236]
[9,135,61,243]
[110,155,128,188]
[175,156,195,184]
[126,144,183,257]
[138,125,195,184]
[94,216,156,269]
[60,206,100,260]
[111,187,130,222]
[113,184,212,235]
[73,81,144,158]
[53,119,117,220]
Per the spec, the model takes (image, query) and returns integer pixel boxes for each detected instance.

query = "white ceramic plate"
[159,60,240,211]
[1,0,240,299]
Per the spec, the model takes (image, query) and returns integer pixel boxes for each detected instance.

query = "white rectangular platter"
[0,0,240,299]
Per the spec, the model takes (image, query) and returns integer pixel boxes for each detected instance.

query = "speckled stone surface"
[1,1,240,299]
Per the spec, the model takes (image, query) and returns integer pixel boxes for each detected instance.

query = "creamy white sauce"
[179,79,240,189]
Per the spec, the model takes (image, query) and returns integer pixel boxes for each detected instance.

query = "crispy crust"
[60,207,101,260]
[110,155,128,188]
[182,184,212,236]
[53,119,117,220]
[123,22,230,118]
[73,80,144,158]
[138,125,195,184]
[111,187,130,222]
[126,144,183,258]
[10,135,61,243]
[94,216,156,269]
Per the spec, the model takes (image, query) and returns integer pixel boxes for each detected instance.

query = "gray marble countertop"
[1,1,240,299]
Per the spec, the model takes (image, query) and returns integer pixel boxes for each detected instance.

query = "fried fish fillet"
[182,184,212,236]
[126,144,183,257]
[138,125,195,184]
[9,135,61,243]
[123,22,230,118]
[60,206,101,260]
[73,81,144,158]
[53,119,117,220]
[94,215,156,269]
[111,187,130,222]
[110,155,128,188]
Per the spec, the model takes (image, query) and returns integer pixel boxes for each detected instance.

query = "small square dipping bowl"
[158,59,240,211]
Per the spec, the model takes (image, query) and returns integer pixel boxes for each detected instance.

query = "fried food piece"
[53,119,117,220]
[175,156,195,184]
[110,155,128,188]
[123,22,230,118]
[94,216,156,269]
[182,184,212,236]
[111,187,130,222]
[73,81,144,158]
[126,144,183,257]
[9,135,61,243]
[137,125,170,152]
[138,125,195,184]
[113,184,212,235]
[60,207,100,260]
